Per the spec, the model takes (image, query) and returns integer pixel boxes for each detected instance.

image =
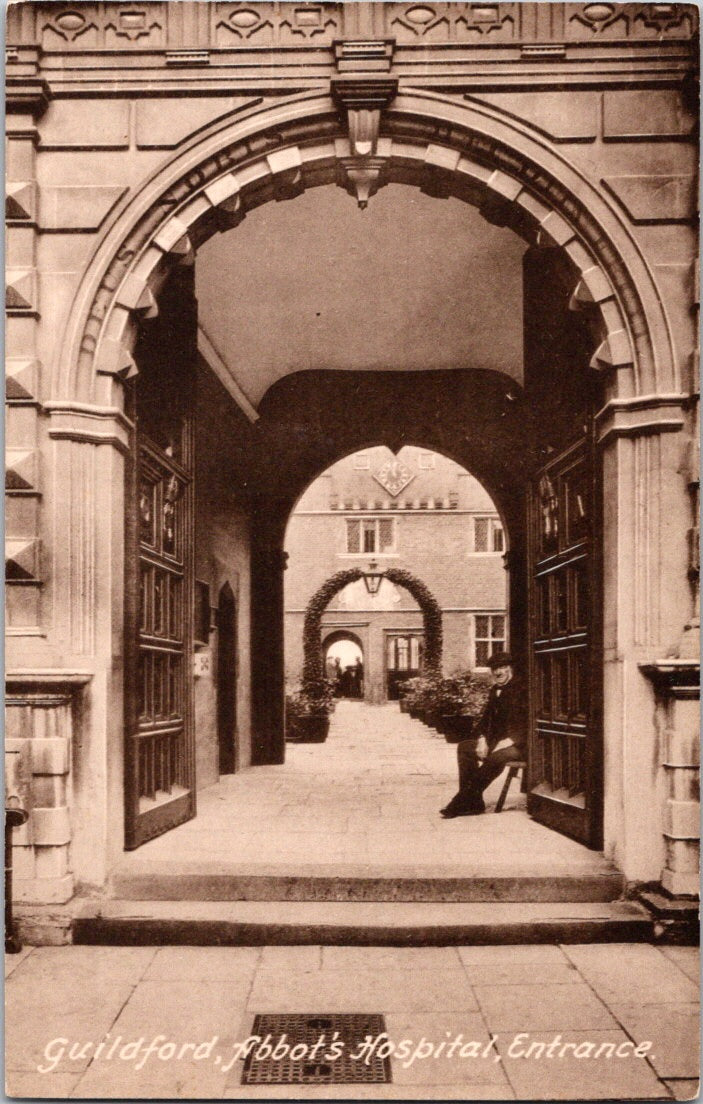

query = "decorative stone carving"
[6,269,37,313]
[42,8,98,43]
[389,2,516,41]
[6,449,38,493]
[215,3,340,45]
[6,182,36,222]
[332,76,398,208]
[635,3,694,33]
[568,1,696,39]
[104,8,162,41]
[6,538,40,582]
[5,359,39,403]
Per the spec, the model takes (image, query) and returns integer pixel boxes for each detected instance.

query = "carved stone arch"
[302,567,442,688]
[55,89,677,405]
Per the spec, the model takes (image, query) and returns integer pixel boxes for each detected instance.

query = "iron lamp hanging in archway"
[363,560,384,596]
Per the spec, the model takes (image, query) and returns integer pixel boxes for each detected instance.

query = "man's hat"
[487,650,513,669]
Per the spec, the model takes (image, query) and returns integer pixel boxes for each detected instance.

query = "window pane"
[397,638,409,669]
[474,518,489,552]
[379,518,393,551]
[410,636,420,667]
[362,521,376,553]
[347,520,360,553]
[492,522,505,552]
[491,615,505,641]
[475,614,489,639]
[476,640,490,666]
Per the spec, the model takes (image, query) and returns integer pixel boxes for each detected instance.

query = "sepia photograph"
[4,1,700,1100]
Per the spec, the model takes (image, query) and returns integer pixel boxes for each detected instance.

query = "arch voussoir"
[61,90,675,404]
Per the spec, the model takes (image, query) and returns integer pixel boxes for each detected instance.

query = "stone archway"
[54,87,682,409]
[36,82,694,886]
[302,567,443,687]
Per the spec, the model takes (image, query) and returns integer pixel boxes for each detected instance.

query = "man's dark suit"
[443,678,526,815]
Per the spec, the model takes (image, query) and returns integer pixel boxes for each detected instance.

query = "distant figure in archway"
[333,657,343,695]
[441,652,526,818]
[354,657,364,699]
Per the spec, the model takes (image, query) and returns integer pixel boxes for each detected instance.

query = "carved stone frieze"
[6,0,697,52]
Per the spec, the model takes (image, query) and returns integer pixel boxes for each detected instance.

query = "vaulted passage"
[5,7,697,914]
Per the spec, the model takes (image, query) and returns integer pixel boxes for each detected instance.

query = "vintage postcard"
[4,0,700,1100]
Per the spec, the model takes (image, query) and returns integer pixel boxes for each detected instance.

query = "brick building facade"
[285,447,507,701]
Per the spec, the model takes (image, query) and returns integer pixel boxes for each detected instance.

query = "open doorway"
[123,169,605,856]
[323,632,364,699]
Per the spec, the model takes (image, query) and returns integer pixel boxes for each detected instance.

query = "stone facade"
[4,2,699,908]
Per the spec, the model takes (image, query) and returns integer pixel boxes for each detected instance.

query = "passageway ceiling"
[195,184,526,408]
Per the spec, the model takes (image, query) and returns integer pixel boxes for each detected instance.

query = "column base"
[636,885,699,945]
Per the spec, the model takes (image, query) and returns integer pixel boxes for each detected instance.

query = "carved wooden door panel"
[527,437,603,848]
[125,435,195,849]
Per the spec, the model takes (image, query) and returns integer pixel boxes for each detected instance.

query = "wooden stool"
[494,761,527,813]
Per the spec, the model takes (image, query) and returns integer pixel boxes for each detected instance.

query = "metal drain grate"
[241,1013,392,1084]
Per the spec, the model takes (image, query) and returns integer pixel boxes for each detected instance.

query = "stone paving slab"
[5,943,698,1100]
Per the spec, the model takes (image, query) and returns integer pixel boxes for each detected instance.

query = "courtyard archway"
[303,567,443,687]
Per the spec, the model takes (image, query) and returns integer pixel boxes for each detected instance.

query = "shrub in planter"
[457,671,492,717]
[285,680,333,743]
[401,676,426,719]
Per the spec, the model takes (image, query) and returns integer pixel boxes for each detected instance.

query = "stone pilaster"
[5,68,50,635]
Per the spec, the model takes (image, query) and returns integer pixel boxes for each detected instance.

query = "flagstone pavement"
[118,700,609,875]
[6,942,699,1100]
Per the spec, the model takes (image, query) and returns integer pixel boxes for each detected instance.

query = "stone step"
[73,898,654,946]
[109,860,624,903]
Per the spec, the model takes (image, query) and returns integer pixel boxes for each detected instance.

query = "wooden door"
[125,434,195,849]
[386,633,424,700]
[527,437,603,847]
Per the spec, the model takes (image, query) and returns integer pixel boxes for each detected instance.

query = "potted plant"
[431,676,469,740]
[409,677,437,726]
[285,679,333,743]
[444,671,491,743]
[400,677,422,717]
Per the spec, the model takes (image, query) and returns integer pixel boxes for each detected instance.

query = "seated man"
[440,651,525,818]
